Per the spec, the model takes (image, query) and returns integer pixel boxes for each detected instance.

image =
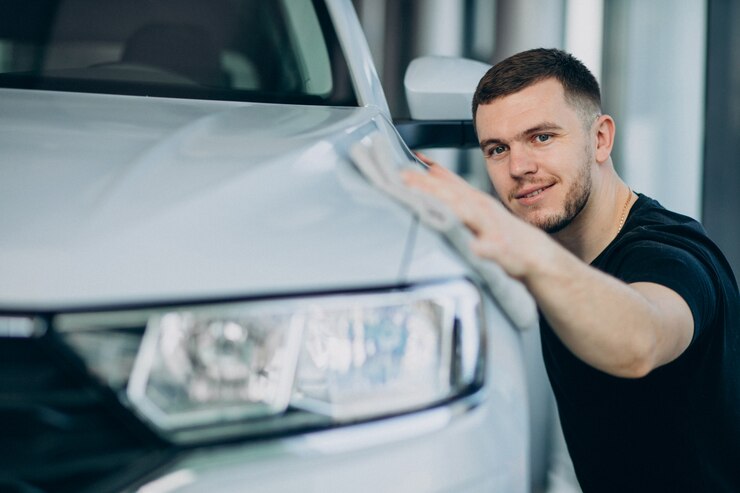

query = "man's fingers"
[413,151,438,168]
[402,164,470,194]
[402,169,464,213]
[401,168,470,204]
[412,152,470,184]
[425,161,470,186]
[400,168,441,194]
[402,168,499,235]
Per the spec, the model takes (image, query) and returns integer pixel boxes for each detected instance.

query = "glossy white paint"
[325,0,391,117]
[0,89,411,309]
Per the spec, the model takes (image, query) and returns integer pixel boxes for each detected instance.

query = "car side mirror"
[395,56,490,149]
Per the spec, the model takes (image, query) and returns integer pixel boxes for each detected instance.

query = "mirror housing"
[397,56,490,149]
[404,56,490,120]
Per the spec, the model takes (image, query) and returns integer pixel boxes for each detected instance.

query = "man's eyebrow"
[479,121,564,150]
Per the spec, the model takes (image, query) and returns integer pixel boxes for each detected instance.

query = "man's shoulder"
[595,192,737,307]
[627,193,703,231]
[612,193,723,265]
[598,193,737,334]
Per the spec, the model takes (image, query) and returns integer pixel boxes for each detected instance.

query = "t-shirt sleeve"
[610,240,717,342]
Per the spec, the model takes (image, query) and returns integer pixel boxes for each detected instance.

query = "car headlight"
[57,279,484,443]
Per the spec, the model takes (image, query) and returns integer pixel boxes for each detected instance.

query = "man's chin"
[508,203,574,233]
[543,218,572,234]
[525,213,571,234]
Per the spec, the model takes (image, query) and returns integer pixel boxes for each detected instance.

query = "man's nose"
[509,146,538,177]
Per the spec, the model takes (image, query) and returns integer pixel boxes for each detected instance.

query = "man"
[403,48,739,492]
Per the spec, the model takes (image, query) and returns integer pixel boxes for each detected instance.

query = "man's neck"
[552,177,631,264]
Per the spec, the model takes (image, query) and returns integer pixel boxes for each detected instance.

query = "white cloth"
[349,132,538,332]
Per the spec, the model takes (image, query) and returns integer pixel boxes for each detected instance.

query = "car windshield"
[0,0,356,106]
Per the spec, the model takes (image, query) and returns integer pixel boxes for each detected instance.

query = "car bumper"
[133,298,530,493]
[135,400,524,493]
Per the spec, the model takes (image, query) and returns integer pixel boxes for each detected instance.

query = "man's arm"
[402,162,694,378]
[525,248,694,377]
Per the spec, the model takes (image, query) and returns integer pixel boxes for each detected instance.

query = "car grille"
[0,332,172,493]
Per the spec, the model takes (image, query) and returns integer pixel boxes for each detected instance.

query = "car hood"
[0,89,419,310]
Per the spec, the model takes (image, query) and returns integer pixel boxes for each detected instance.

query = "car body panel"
[325,0,391,117]
[0,89,413,309]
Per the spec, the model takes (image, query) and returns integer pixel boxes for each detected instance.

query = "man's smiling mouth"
[514,184,554,200]
[523,188,545,198]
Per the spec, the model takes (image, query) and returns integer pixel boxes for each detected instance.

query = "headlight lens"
[57,280,483,443]
[292,297,455,420]
[128,309,304,430]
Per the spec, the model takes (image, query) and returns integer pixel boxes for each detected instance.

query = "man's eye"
[488,145,506,157]
[535,134,551,143]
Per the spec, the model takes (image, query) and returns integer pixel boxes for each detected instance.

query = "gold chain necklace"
[616,188,633,235]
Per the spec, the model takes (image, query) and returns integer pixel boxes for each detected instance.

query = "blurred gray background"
[352,0,739,281]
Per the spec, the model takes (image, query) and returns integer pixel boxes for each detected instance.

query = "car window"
[0,0,356,106]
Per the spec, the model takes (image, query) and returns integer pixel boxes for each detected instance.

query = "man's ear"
[594,114,616,164]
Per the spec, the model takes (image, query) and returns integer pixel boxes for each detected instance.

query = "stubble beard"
[508,146,593,234]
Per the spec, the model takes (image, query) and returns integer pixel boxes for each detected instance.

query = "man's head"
[473,48,602,132]
[472,49,615,234]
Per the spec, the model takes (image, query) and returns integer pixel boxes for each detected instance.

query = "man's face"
[475,78,595,233]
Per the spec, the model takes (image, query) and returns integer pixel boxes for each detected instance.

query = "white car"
[0,1,537,492]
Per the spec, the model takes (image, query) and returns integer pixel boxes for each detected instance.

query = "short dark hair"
[472,48,602,126]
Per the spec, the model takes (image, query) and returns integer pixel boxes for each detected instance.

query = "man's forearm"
[523,244,691,378]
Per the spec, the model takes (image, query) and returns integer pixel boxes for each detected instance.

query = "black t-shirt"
[540,193,740,492]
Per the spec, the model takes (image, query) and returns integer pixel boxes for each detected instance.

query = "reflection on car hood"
[0,89,415,309]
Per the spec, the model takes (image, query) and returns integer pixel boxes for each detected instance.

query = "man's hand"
[403,153,553,282]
